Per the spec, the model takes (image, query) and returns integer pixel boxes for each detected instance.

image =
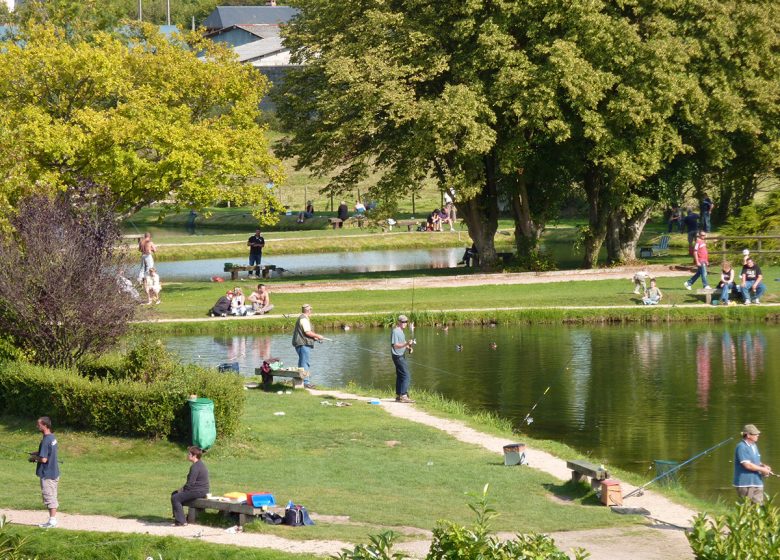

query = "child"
[231,287,247,316]
[717,261,736,305]
[642,278,663,305]
[144,268,161,305]
[632,271,649,295]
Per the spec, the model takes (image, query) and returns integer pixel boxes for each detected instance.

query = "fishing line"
[624,436,734,499]
[0,442,63,464]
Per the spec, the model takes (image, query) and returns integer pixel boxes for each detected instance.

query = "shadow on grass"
[544,480,602,506]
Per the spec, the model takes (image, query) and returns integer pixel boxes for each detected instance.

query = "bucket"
[654,460,680,486]
[503,443,527,466]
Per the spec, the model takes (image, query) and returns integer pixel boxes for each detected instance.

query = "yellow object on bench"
[223,492,247,501]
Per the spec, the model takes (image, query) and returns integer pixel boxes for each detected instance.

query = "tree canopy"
[0,23,283,222]
[277,0,779,267]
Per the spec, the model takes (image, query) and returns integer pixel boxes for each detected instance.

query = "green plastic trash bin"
[189,398,216,450]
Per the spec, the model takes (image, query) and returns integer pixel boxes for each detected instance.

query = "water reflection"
[162,324,777,503]
[154,248,462,280]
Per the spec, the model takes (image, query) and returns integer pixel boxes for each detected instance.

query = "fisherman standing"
[30,416,60,528]
[733,424,772,504]
[292,304,324,388]
[391,315,415,403]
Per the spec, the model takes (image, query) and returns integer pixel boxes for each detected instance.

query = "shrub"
[0,360,244,440]
[0,515,37,560]
[0,192,137,368]
[333,486,588,560]
[687,497,780,559]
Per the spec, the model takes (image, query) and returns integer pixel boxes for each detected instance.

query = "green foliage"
[425,485,589,560]
[0,515,37,560]
[0,23,283,224]
[121,338,180,384]
[332,531,408,560]
[687,497,780,559]
[0,359,244,439]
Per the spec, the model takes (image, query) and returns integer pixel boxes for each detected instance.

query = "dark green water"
[164,323,778,503]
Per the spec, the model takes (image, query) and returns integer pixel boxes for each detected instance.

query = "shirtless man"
[248,284,274,315]
[138,232,157,283]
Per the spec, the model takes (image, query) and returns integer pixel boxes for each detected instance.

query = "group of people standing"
[668,194,713,237]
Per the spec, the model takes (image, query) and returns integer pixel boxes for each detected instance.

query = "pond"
[162,323,778,503]
[152,248,463,280]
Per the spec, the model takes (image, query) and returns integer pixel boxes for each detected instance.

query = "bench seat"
[254,367,310,389]
[223,264,276,281]
[695,288,722,305]
[183,497,276,526]
[567,460,610,490]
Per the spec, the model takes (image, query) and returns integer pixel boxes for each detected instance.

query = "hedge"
[0,361,245,440]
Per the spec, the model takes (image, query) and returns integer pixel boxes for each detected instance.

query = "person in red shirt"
[684,231,711,290]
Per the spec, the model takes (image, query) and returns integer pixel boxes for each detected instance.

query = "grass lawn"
[3,525,309,560]
[137,266,780,324]
[0,391,638,541]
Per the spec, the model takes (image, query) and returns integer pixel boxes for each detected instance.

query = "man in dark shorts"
[247,229,265,276]
[733,424,772,504]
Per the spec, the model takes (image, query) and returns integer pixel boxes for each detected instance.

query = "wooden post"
[412,192,415,215]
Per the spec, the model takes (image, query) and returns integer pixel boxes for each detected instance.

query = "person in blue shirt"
[733,424,773,504]
[30,416,60,528]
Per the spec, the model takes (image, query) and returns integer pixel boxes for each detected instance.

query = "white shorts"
[41,478,59,509]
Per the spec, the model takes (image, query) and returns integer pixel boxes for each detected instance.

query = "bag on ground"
[283,504,314,526]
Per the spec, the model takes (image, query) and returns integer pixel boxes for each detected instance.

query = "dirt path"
[1,388,696,559]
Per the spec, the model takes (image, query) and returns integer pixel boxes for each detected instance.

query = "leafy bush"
[687,497,780,559]
[0,515,37,560]
[332,486,588,560]
[0,360,244,440]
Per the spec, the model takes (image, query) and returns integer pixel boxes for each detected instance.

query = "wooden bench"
[391,219,424,232]
[328,218,343,229]
[638,234,671,258]
[183,497,275,526]
[344,215,366,228]
[464,252,513,267]
[696,288,722,305]
[223,264,276,281]
[254,367,310,389]
[566,460,610,490]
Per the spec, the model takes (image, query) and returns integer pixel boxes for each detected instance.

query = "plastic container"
[246,493,276,507]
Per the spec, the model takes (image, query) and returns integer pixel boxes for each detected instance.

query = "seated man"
[459,244,478,267]
[171,446,209,527]
[248,284,275,315]
[740,257,766,305]
[209,290,233,317]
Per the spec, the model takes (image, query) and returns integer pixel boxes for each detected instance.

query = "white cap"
[742,249,750,256]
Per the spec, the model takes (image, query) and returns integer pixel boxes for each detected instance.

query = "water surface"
[162,323,778,503]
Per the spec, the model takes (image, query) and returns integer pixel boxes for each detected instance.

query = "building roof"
[203,6,299,30]
[232,36,286,64]
[205,23,281,40]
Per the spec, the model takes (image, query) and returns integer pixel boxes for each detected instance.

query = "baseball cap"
[742,424,761,435]
[398,314,408,322]
[302,304,312,312]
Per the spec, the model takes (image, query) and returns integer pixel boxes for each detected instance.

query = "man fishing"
[733,424,772,504]
[391,314,415,403]
[292,304,324,388]
[30,416,60,528]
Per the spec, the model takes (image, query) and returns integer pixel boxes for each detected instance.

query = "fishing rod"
[624,436,734,499]
[519,352,577,427]
[0,443,63,464]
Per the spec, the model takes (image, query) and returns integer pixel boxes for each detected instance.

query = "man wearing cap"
[391,315,414,403]
[733,424,772,504]
[292,304,324,388]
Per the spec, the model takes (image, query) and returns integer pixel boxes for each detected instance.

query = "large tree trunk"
[510,176,543,257]
[605,203,655,264]
[582,168,608,269]
[460,156,500,267]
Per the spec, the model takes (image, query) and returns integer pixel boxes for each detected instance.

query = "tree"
[0,192,136,368]
[0,23,284,224]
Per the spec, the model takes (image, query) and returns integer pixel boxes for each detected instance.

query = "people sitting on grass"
[717,261,737,305]
[231,287,247,316]
[143,268,162,305]
[354,200,366,214]
[642,278,663,305]
[740,256,765,305]
[209,290,233,317]
[297,201,314,224]
[427,209,441,231]
[440,206,454,231]
[248,283,275,315]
